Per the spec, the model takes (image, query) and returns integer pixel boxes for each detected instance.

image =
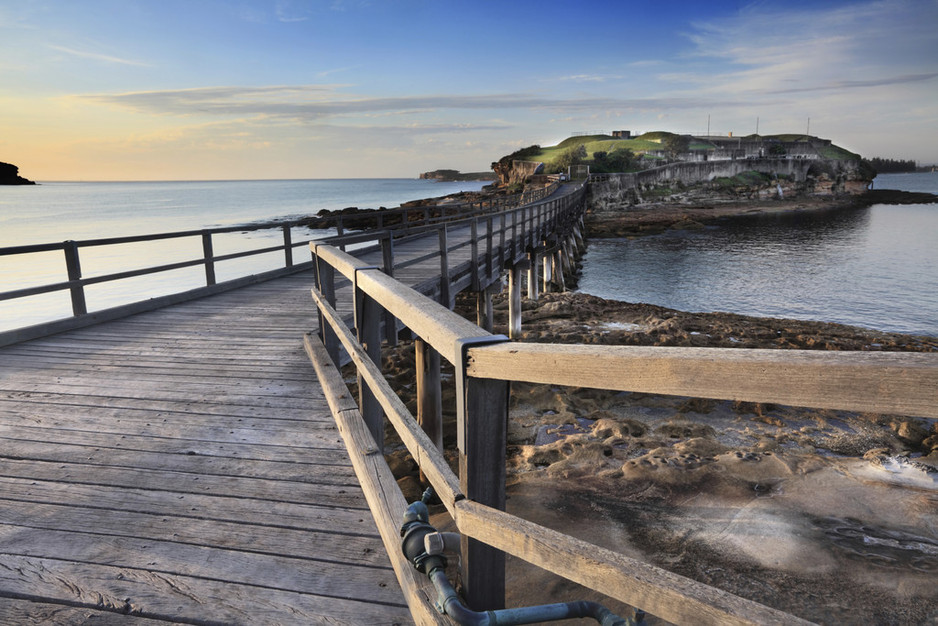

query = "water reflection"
[579,204,938,336]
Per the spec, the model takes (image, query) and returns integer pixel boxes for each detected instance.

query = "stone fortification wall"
[598,158,815,189]
[589,158,869,213]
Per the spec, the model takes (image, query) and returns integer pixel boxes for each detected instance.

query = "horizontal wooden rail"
[453,499,809,626]
[306,289,462,508]
[466,343,938,419]
[313,244,488,366]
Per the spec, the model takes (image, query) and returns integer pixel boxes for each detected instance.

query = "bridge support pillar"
[553,248,566,292]
[508,260,527,339]
[542,247,553,294]
[476,281,499,333]
[526,250,539,301]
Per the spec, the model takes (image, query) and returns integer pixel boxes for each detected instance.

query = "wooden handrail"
[467,342,938,419]
[304,176,936,623]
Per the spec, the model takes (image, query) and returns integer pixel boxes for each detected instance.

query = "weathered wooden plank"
[0,439,357,482]
[467,342,938,418]
[0,523,403,603]
[0,498,387,565]
[0,392,323,421]
[0,382,326,410]
[0,476,373,534]
[0,458,366,508]
[0,406,341,446]
[0,554,411,625]
[0,598,168,625]
[0,423,348,463]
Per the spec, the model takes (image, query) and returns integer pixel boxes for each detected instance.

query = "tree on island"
[591,148,635,173]
[663,134,691,160]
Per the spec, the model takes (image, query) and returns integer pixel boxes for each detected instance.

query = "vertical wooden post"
[282,225,293,268]
[314,252,340,365]
[498,213,507,270]
[508,261,525,339]
[459,374,509,611]
[381,236,398,347]
[355,277,384,452]
[485,216,494,281]
[438,225,451,308]
[475,288,494,332]
[201,231,216,286]
[470,218,480,290]
[335,216,345,251]
[63,241,87,316]
[415,338,442,482]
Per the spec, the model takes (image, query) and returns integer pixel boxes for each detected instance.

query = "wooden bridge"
[0,182,935,624]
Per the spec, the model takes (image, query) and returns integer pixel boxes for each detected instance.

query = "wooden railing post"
[201,231,216,286]
[438,225,451,308]
[381,236,398,347]
[470,218,480,290]
[314,248,340,365]
[335,216,345,251]
[63,241,87,316]
[498,213,507,270]
[456,337,510,611]
[282,224,293,267]
[485,216,494,281]
[415,338,442,483]
[354,269,384,451]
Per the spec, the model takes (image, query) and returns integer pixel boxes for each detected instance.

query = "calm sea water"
[0,178,488,332]
[578,172,938,336]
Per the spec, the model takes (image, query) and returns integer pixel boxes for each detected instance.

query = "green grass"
[508,132,861,170]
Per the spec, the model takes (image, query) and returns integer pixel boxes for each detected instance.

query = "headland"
[0,161,35,185]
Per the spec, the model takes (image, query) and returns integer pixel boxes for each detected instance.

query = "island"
[419,168,496,182]
[0,161,36,185]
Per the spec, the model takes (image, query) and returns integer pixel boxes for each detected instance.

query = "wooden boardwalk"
[0,185,583,623]
[0,271,414,623]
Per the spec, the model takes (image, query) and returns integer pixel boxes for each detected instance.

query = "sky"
[1,0,936,181]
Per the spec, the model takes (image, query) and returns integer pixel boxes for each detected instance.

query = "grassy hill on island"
[495,132,862,176]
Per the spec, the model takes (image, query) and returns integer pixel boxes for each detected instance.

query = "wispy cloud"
[767,72,938,95]
[78,84,748,122]
[683,0,938,99]
[48,44,150,67]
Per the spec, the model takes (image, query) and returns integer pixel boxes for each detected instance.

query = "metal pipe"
[400,490,642,626]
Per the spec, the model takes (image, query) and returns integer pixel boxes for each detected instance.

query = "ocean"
[577,172,938,337]
[0,178,489,332]
[2,174,936,337]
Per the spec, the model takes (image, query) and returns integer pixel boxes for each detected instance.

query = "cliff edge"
[0,162,35,185]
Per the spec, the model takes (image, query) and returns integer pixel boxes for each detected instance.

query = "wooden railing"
[306,188,937,624]
[0,183,559,347]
